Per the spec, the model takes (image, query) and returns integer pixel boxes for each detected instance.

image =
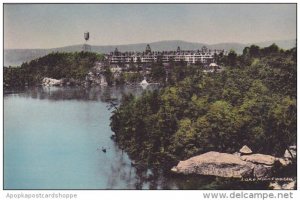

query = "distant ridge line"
[4,39,296,66]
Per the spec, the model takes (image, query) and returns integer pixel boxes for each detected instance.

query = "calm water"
[4,85,261,190]
[4,86,161,189]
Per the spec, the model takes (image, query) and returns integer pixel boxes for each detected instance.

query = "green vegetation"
[110,44,296,170]
[123,72,143,83]
[4,51,104,88]
[149,64,167,82]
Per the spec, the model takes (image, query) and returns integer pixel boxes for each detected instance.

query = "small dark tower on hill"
[84,32,89,41]
[177,46,181,52]
[82,31,91,52]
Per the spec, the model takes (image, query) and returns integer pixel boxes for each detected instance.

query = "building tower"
[201,46,208,53]
[82,31,91,52]
[145,44,152,54]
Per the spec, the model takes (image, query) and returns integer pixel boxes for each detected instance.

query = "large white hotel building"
[106,44,226,65]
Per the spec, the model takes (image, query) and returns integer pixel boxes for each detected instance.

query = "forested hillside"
[4,52,104,88]
[110,44,297,170]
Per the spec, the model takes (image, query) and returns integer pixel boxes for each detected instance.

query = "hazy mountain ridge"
[4,39,296,66]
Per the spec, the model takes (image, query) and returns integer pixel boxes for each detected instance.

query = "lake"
[4,86,261,190]
[4,86,157,189]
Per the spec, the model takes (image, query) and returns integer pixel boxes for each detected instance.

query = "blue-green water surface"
[4,86,155,189]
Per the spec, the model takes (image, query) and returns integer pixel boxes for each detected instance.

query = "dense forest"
[4,51,104,88]
[110,44,297,170]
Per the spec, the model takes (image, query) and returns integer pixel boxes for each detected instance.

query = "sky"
[4,4,296,49]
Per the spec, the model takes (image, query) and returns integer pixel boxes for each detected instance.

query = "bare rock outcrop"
[269,180,296,190]
[171,151,254,178]
[239,145,252,155]
[42,77,62,86]
[171,145,296,182]
[253,164,272,178]
[241,154,276,165]
[276,157,291,167]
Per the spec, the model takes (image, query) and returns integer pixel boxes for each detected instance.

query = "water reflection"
[6,85,160,102]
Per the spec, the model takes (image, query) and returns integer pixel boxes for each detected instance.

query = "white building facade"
[106,45,226,66]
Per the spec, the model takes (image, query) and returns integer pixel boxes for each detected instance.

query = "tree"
[249,45,260,57]
[261,43,279,55]
[150,64,166,82]
[243,47,250,56]
[226,50,237,67]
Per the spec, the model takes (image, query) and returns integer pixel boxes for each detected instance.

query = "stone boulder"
[283,181,296,190]
[253,164,272,178]
[269,180,296,190]
[269,182,282,190]
[171,151,254,178]
[276,158,291,167]
[241,154,276,165]
[42,77,62,86]
[239,145,252,155]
